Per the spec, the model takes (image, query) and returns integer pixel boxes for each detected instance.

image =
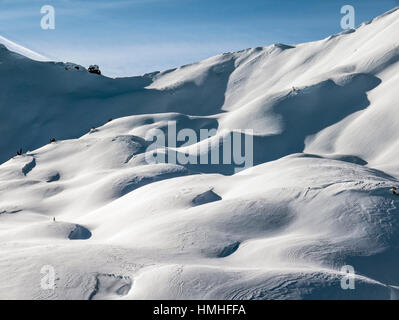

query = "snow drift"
[0,7,399,299]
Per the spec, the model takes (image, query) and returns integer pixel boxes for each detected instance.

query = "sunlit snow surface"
[1,8,399,299]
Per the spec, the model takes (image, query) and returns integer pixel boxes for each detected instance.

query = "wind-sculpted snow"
[0,7,399,299]
[0,37,49,62]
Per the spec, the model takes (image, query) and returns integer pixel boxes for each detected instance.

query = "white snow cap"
[0,35,49,61]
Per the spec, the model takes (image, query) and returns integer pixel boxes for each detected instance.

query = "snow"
[0,35,49,62]
[1,7,399,299]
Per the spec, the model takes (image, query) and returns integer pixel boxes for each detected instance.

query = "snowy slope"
[0,35,49,62]
[1,8,399,299]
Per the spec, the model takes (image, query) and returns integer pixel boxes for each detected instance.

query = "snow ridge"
[1,8,399,300]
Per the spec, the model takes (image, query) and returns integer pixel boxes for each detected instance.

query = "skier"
[392,187,397,195]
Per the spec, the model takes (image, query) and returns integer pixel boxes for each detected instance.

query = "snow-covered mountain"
[0,35,49,62]
[0,7,399,299]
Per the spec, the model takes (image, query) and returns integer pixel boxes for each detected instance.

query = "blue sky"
[0,0,397,77]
